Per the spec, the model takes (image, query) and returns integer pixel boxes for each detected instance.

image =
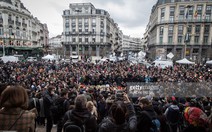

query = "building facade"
[49,35,63,56]
[122,35,143,54]
[145,0,212,62]
[0,0,49,57]
[62,3,121,58]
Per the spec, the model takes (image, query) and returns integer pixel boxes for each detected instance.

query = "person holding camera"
[98,93,137,132]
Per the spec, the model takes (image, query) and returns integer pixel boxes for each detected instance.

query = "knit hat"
[184,107,208,126]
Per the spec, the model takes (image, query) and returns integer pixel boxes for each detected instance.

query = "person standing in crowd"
[98,93,137,132]
[136,97,160,132]
[86,101,98,120]
[54,89,70,132]
[164,99,180,132]
[43,85,57,132]
[183,107,209,132]
[63,94,97,132]
[0,85,37,132]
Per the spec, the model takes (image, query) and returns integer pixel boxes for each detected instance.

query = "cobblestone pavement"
[36,125,57,132]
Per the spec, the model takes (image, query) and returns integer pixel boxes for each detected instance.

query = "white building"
[122,35,142,54]
[0,0,49,56]
[145,0,212,62]
[62,3,122,58]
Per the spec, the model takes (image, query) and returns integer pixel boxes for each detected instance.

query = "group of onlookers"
[0,60,211,132]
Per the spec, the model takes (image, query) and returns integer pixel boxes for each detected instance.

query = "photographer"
[98,93,137,132]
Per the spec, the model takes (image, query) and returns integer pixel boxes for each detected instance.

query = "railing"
[16,21,21,26]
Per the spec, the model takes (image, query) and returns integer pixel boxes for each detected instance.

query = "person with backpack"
[63,94,97,132]
[136,97,160,132]
[43,85,57,132]
[98,93,137,132]
[50,89,70,132]
[164,100,180,132]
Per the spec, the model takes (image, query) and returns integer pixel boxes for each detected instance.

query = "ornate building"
[62,3,122,58]
[0,0,49,57]
[145,0,212,62]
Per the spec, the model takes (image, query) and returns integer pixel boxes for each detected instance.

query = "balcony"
[100,24,104,27]
[16,21,21,26]
[84,23,89,27]
[22,23,27,27]
[92,23,96,27]
[8,19,14,25]
[72,23,76,27]
[100,32,105,36]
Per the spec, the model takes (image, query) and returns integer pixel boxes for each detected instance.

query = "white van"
[153,60,173,69]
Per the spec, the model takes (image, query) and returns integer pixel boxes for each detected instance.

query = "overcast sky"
[21,0,157,38]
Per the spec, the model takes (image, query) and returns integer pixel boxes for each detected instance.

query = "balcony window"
[160,26,164,35]
[204,25,210,34]
[92,38,95,42]
[161,8,165,18]
[178,36,183,43]
[168,26,174,34]
[203,36,208,44]
[187,25,192,33]
[79,38,82,42]
[168,36,173,43]
[0,27,3,35]
[85,38,88,42]
[195,25,200,33]
[159,37,163,44]
[178,25,184,34]
[9,28,13,35]
[16,28,20,37]
[72,38,76,42]
[194,36,199,43]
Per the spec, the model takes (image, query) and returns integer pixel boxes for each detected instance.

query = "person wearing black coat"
[98,93,137,132]
[43,85,56,132]
[63,94,97,132]
[136,97,159,132]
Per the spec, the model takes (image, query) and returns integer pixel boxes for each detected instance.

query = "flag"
[185,8,189,19]
[194,10,198,18]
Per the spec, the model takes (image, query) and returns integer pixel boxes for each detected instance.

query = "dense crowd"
[0,60,211,132]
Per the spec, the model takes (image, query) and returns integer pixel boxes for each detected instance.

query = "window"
[160,26,164,35]
[0,27,3,35]
[159,37,163,44]
[195,25,200,33]
[170,6,175,16]
[92,47,96,51]
[85,37,88,42]
[203,36,208,44]
[92,18,96,23]
[161,8,165,22]
[204,25,210,34]
[168,36,173,43]
[92,27,96,33]
[92,37,95,42]
[16,27,20,37]
[78,18,82,24]
[9,28,13,35]
[194,36,199,43]
[100,37,104,43]
[178,36,183,43]
[78,27,82,32]
[84,18,88,23]
[66,18,69,23]
[187,25,192,33]
[79,37,82,42]
[206,5,211,11]
[178,25,183,34]
[22,18,25,23]
[16,16,19,22]
[168,26,174,34]
[72,38,76,42]
[72,18,76,23]
[85,27,88,32]
[169,16,174,22]
[8,14,12,20]
[72,27,75,32]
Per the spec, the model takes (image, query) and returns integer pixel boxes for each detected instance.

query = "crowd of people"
[0,60,211,132]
